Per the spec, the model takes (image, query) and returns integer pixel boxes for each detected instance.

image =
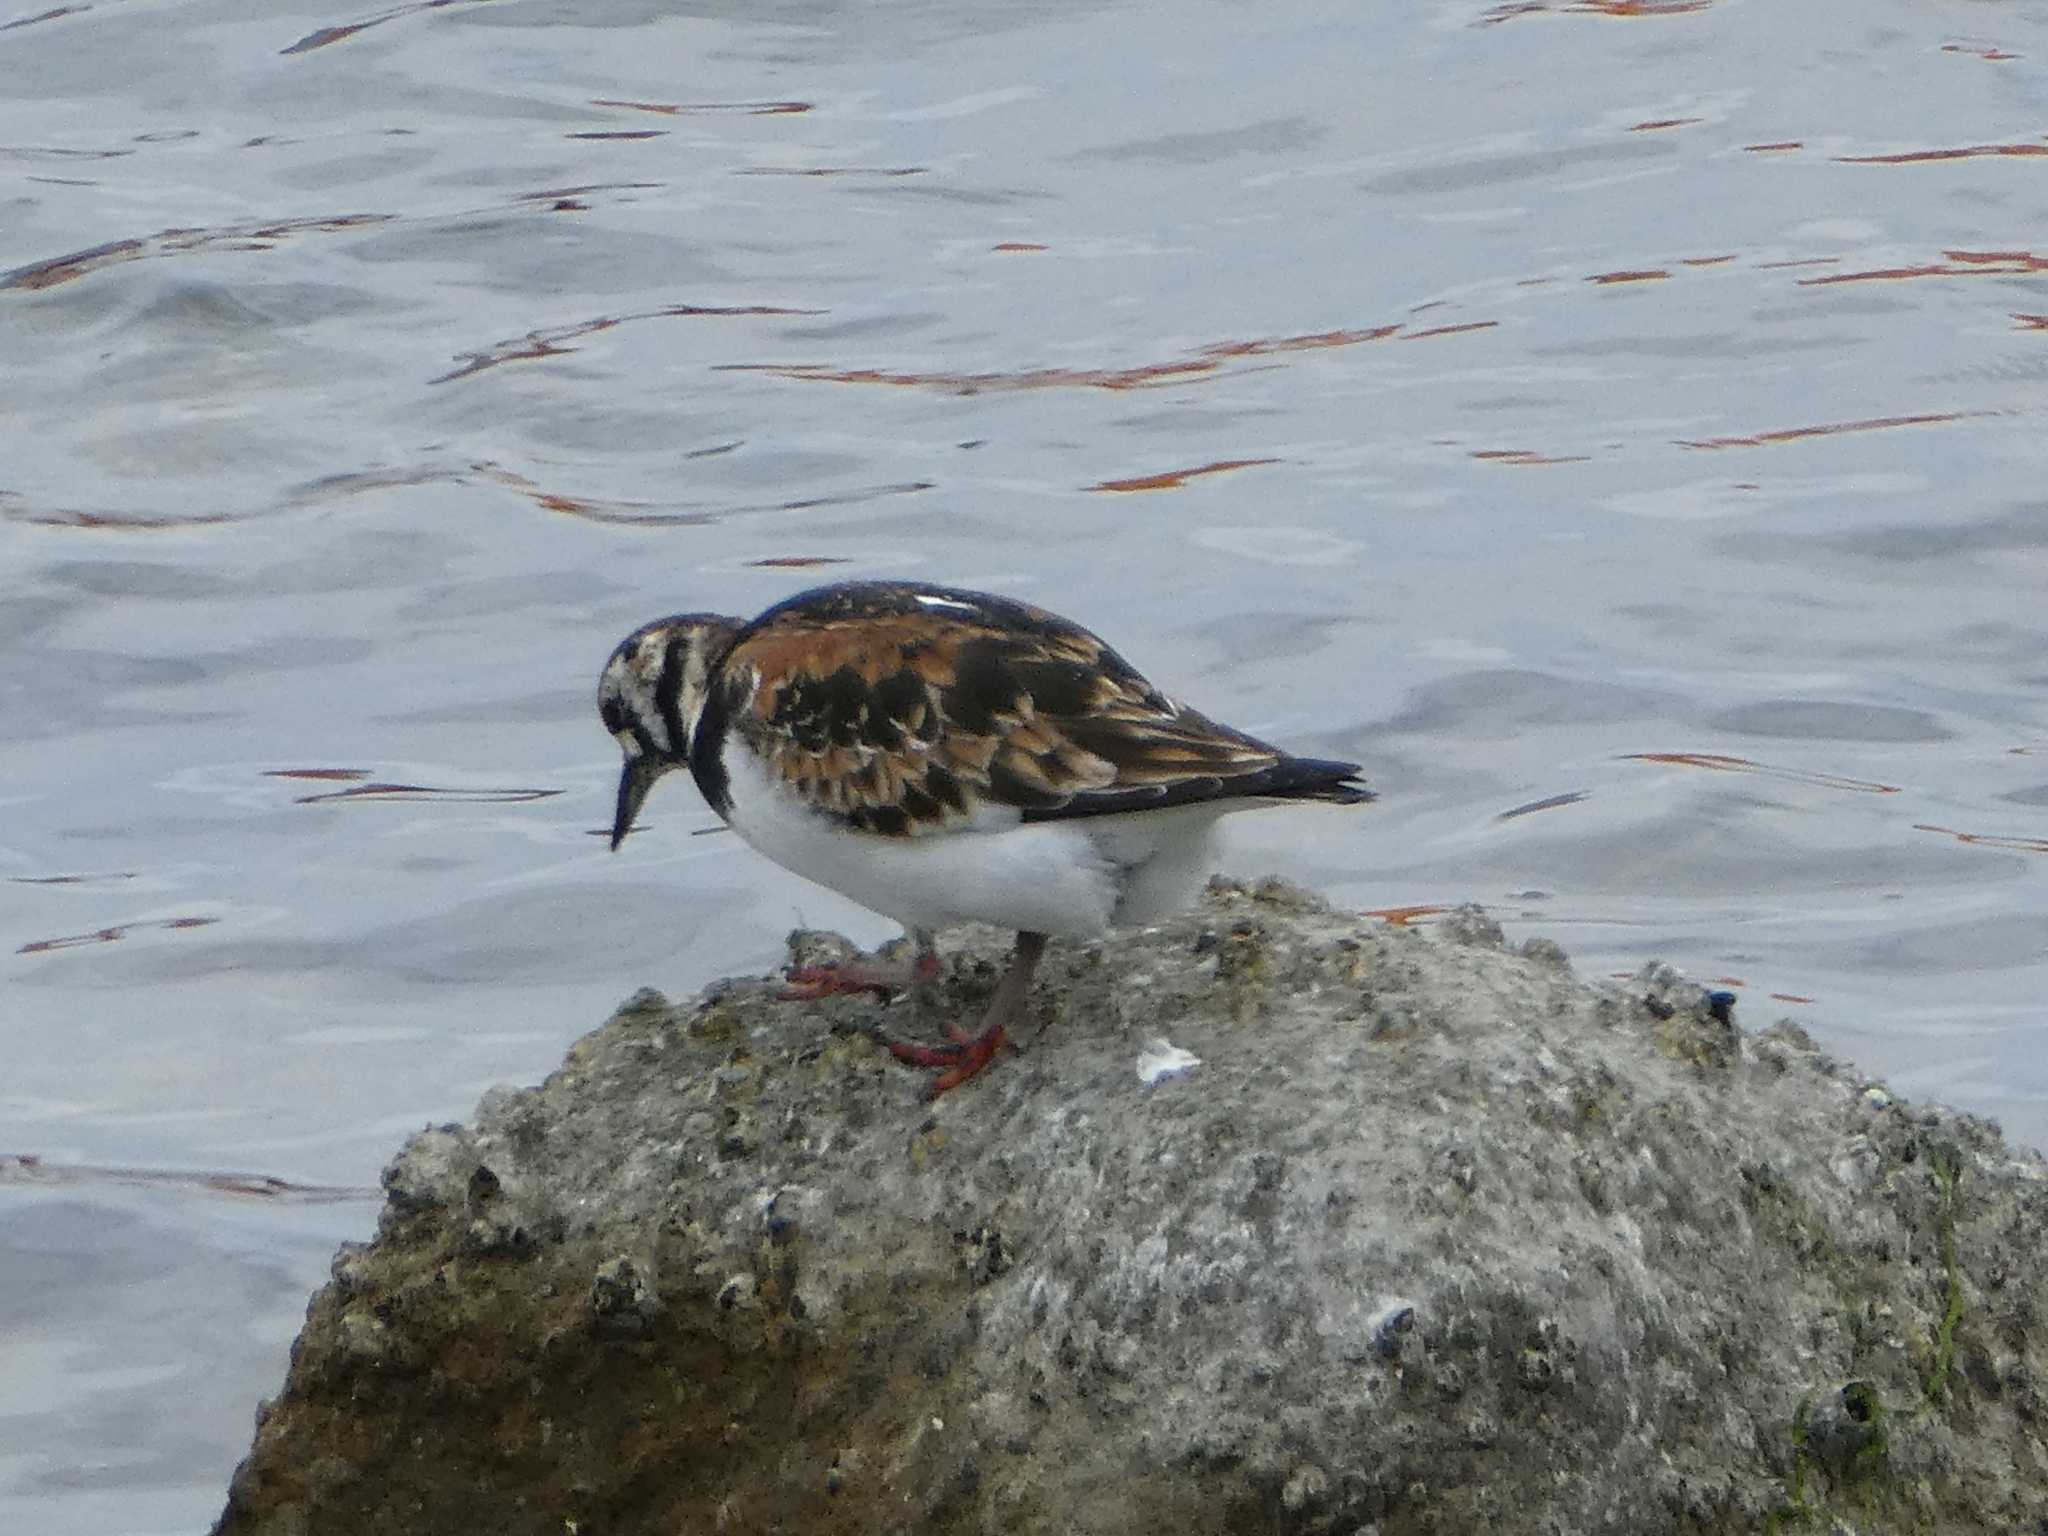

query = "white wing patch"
[912,593,979,612]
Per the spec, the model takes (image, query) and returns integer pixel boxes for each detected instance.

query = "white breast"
[717,740,1226,939]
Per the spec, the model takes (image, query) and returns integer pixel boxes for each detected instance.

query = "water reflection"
[3,0,2046,1528]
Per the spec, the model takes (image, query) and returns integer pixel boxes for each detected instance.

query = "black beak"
[610,756,660,851]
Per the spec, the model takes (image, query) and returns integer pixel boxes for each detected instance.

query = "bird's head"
[598,612,743,850]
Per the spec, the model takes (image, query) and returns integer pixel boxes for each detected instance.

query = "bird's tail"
[1263,754,1375,805]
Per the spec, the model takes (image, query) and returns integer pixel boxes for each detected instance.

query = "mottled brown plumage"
[700,585,1325,838]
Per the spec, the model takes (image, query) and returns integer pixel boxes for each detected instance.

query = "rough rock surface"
[214,879,2048,1535]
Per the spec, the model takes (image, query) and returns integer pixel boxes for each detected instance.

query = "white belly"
[718,742,1225,939]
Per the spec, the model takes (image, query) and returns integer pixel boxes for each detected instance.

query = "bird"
[599,581,1372,1094]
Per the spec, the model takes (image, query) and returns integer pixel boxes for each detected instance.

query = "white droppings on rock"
[1135,1037,1201,1084]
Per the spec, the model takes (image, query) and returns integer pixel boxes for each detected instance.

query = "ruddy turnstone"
[600,581,1371,1093]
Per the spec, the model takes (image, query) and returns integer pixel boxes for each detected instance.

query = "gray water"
[4,0,2046,1529]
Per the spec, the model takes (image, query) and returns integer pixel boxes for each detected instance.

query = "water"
[4,0,2046,1529]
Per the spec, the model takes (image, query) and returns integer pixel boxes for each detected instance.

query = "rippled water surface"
[5,0,2047,1529]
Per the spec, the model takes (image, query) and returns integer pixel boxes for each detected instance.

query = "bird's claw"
[779,963,901,1002]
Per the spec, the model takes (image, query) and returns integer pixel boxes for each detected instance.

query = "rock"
[212,878,2048,1535]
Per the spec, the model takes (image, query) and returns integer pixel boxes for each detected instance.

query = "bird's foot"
[781,941,940,1002]
[872,1020,1008,1098]
[867,930,1045,1097]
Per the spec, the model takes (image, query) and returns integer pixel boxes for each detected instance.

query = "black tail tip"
[1284,755,1374,805]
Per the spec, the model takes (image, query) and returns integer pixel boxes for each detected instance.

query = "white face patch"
[601,640,673,756]
[601,614,743,771]
[676,634,711,733]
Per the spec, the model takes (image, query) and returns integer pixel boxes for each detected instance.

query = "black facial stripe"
[655,635,690,758]
[689,674,737,816]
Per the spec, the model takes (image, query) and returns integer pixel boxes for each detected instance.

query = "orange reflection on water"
[1572,0,1713,12]
[1744,142,1803,153]
[588,97,812,116]
[1199,326,1401,357]
[1941,43,2019,62]
[0,1153,374,1203]
[992,242,1048,252]
[464,460,931,527]
[1630,118,1700,132]
[1914,823,2048,855]
[1,490,237,531]
[1401,320,1500,341]
[1469,449,1591,466]
[720,359,1222,393]
[735,166,925,178]
[747,556,853,568]
[281,0,480,56]
[465,462,710,526]
[717,321,1489,396]
[1362,905,1448,926]
[1621,753,1900,794]
[1089,458,1280,493]
[19,916,216,956]
[1800,248,2048,286]
[1676,411,1984,450]
[1837,142,2048,165]
[1482,0,1710,20]
[0,213,392,292]
[433,301,823,384]
[1589,269,1669,284]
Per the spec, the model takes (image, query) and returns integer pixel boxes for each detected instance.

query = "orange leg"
[781,933,940,1001]
[872,931,1047,1096]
